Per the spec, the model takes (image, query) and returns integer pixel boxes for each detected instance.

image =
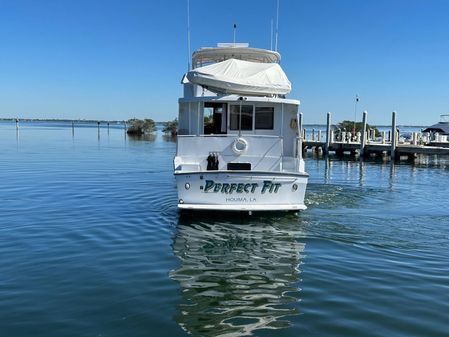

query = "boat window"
[204,103,227,134]
[230,105,253,131]
[255,107,274,129]
[204,107,214,129]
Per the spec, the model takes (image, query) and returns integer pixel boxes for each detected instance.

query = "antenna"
[270,18,273,50]
[275,0,280,51]
[187,0,191,70]
[233,23,237,46]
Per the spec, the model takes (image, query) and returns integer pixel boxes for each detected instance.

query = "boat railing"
[294,136,303,171]
[177,134,280,138]
[175,135,285,172]
[176,134,282,155]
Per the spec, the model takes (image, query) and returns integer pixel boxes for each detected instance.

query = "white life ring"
[232,137,249,155]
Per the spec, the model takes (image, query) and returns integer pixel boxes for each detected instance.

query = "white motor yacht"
[174,43,308,211]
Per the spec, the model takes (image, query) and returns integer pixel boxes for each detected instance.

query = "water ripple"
[170,218,305,337]
[1,123,449,337]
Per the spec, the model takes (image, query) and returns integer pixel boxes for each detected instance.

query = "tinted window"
[230,105,253,130]
[255,107,274,129]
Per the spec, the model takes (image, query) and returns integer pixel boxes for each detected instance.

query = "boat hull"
[175,171,308,211]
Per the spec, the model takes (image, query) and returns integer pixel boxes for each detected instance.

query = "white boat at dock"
[423,114,449,135]
[174,44,308,211]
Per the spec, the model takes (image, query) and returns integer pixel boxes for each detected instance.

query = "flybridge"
[192,45,281,69]
[187,44,289,97]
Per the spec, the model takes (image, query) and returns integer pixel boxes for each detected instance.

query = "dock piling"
[391,111,397,160]
[360,111,368,157]
[324,111,331,154]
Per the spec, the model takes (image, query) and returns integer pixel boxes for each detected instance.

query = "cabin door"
[204,103,227,135]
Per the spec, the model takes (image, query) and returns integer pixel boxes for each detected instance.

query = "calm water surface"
[0,122,448,337]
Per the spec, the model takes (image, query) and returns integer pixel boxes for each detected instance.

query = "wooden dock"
[300,111,449,159]
[304,140,449,157]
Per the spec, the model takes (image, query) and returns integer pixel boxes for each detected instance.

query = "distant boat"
[173,43,308,212]
[423,114,449,135]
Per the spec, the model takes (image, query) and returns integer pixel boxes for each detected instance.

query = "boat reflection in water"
[170,214,306,337]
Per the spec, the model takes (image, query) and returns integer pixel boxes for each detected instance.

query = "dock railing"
[301,111,449,159]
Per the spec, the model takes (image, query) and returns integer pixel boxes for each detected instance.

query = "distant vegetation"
[162,119,178,137]
[337,120,380,137]
[126,118,157,135]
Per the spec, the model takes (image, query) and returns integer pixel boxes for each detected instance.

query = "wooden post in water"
[360,111,368,157]
[324,111,331,155]
[413,132,418,145]
[72,120,75,136]
[391,111,397,160]
[15,118,19,129]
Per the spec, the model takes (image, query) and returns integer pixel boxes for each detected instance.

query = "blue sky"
[0,0,448,125]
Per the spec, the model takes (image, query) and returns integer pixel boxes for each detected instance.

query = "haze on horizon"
[0,0,448,125]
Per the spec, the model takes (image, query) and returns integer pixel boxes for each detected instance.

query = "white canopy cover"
[186,58,291,96]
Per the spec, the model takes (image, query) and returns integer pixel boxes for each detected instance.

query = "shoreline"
[0,118,425,129]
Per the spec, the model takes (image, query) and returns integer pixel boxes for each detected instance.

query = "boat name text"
[203,180,281,194]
